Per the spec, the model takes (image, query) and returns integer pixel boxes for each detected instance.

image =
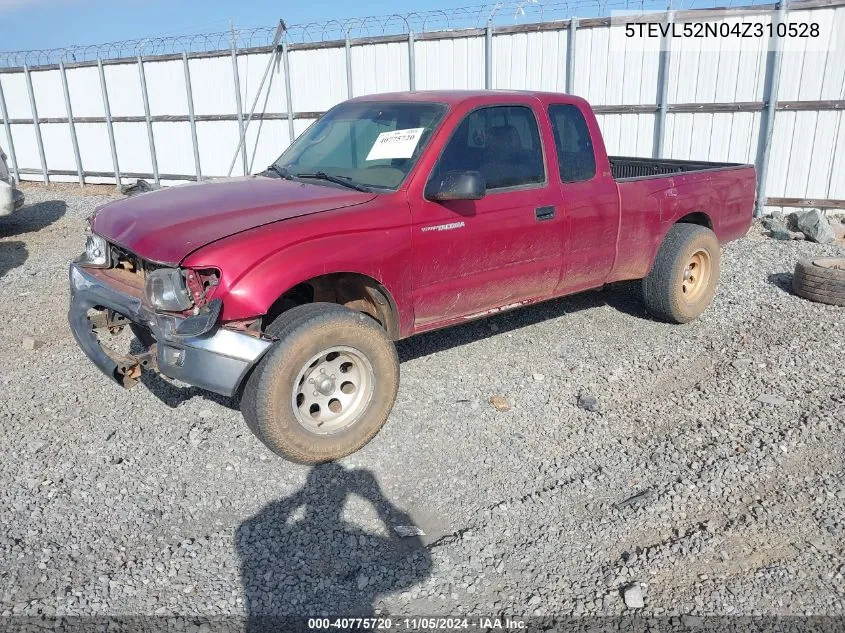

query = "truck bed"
[609,156,748,181]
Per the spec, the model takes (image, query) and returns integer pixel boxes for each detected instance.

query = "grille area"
[109,243,144,274]
[100,242,151,293]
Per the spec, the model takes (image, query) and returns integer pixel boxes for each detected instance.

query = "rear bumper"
[68,263,272,397]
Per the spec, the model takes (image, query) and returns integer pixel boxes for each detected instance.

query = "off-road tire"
[792,258,845,307]
[239,303,337,443]
[240,303,399,463]
[642,223,720,324]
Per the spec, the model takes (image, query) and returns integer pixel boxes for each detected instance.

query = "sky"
[0,0,475,52]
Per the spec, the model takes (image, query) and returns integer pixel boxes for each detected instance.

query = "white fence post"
[408,31,416,90]
[345,36,354,98]
[754,0,787,217]
[231,42,248,176]
[183,52,202,182]
[59,62,84,186]
[283,42,295,144]
[653,11,674,159]
[23,65,48,183]
[97,58,121,188]
[137,56,159,186]
[485,23,493,89]
[566,17,578,94]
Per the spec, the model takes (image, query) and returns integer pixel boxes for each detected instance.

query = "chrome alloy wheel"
[291,346,375,435]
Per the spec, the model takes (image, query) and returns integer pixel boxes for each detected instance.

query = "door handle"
[535,206,555,221]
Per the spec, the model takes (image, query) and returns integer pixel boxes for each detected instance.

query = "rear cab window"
[430,105,546,191]
[548,104,596,183]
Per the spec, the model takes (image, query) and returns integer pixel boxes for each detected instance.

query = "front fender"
[183,204,414,336]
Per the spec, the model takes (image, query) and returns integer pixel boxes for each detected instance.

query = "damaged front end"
[86,308,158,386]
[68,243,272,397]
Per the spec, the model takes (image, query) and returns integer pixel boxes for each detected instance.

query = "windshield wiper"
[295,171,371,193]
[262,164,293,179]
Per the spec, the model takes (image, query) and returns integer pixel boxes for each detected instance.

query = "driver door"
[409,104,563,327]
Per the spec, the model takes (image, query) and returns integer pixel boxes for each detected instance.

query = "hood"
[92,176,375,265]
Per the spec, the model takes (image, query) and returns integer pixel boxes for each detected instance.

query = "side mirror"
[425,170,486,201]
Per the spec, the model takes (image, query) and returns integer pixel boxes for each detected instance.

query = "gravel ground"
[1,185,844,626]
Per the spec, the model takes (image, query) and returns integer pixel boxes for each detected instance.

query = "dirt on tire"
[240,303,399,464]
[642,223,721,324]
[792,258,845,307]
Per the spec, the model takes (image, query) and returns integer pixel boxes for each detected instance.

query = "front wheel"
[642,223,720,324]
[240,303,399,464]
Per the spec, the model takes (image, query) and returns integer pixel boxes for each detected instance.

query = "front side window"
[430,105,545,191]
[548,104,596,183]
[273,101,447,190]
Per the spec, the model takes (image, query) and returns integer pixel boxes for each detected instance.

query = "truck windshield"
[271,101,447,191]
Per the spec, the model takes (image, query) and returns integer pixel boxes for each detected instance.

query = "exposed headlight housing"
[145,268,193,312]
[78,233,110,268]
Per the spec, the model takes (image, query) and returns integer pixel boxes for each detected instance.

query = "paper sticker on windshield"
[366,128,425,161]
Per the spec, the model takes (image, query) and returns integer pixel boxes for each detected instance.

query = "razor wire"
[1,0,776,68]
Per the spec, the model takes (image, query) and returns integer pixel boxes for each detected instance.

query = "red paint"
[92,176,374,264]
[92,91,756,339]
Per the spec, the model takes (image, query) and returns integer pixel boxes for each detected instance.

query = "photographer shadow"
[236,463,431,632]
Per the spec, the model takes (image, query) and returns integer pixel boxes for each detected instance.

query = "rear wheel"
[642,223,720,323]
[240,303,399,463]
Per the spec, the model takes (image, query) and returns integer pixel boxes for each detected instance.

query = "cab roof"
[350,90,586,107]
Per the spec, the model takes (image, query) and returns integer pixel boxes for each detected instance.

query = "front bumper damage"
[68,262,272,397]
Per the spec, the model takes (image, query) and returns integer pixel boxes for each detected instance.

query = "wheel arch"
[263,271,402,340]
[639,211,716,280]
[674,210,714,231]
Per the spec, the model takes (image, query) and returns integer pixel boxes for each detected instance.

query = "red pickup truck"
[69,90,755,463]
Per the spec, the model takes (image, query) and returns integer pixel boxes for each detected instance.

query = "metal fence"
[1,0,843,215]
[0,0,778,68]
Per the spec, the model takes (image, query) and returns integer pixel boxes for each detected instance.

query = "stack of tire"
[792,258,845,307]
